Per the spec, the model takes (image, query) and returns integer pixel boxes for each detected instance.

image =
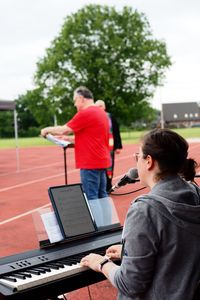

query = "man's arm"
[41,124,73,137]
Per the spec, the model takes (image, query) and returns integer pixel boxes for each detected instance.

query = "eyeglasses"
[134,152,140,162]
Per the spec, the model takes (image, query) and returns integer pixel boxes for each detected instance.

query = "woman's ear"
[146,154,155,170]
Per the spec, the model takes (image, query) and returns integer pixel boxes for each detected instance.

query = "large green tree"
[0,111,14,138]
[16,91,42,136]
[33,4,171,125]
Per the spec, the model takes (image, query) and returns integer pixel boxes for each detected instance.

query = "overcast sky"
[0,0,200,109]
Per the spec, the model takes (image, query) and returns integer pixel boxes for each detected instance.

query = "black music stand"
[45,134,74,184]
[63,146,68,184]
[63,144,74,184]
[59,143,75,185]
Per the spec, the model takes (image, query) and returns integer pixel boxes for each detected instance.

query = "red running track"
[0,142,199,299]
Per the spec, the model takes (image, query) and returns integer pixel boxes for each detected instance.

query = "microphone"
[109,168,139,193]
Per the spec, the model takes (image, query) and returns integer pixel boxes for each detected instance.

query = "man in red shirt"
[41,86,110,200]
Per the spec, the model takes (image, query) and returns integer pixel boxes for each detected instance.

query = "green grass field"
[0,128,199,149]
[121,128,200,144]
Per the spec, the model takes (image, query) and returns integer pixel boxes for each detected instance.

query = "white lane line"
[0,174,124,226]
[0,203,51,225]
[0,172,126,226]
[0,161,63,177]
[0,174,63,192]
[0,169,78,192]
[0,154,133,225]
[0,155,131,193]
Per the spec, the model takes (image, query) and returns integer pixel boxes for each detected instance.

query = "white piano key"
[0,263,88,291]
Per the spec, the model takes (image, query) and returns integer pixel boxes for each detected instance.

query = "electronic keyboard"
[0,227,122,300]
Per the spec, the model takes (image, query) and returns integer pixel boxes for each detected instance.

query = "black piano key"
[76,254,87,260]
[39,266,51,272]
[12,273,26,280]
[60,260,71,265]
[69,255,82,261]
[32,268,46,274]
[26,269,41,275]
[18,272,32,278]
[2,276,17,282]
[65,257,79,262]
[53,262,65,268]
[62,259,78,265]
[45,264,60,270]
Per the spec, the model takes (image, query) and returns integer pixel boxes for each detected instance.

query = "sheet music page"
[41,211,64,243]
[46,134,71,147]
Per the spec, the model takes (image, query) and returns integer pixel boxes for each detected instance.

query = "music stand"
[63,146,68,184]
[63,143,74,184]
[45,134,74,184]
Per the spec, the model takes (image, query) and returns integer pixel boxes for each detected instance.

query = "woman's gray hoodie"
[109,175,200,300]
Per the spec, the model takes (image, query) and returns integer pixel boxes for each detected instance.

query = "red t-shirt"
[67,106,111,169]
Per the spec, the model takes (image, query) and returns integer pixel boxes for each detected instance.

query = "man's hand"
[40,125,72,138]
[40,127,50,137]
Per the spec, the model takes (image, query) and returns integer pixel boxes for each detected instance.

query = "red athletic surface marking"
[0,142,199,299]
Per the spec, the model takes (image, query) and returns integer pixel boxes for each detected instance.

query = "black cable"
[110,186,147,196]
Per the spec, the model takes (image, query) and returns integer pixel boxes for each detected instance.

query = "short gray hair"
[74,86,93,99]
[95,100,106,110]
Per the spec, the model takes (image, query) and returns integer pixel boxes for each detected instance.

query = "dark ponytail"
[180,158,198,182]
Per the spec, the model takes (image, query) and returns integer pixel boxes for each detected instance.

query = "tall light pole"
[161,103,164,129]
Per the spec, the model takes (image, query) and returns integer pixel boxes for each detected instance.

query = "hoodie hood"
[137,175,200,236]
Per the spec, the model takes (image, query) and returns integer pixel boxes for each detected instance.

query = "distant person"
[41,86,110,200]
[81,128,200,300]
[95,100,122,192]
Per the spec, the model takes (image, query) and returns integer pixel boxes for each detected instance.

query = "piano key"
[26,269,40,275]
[53,262,65,268]
[31,268,46,274]
[45,264,60,270]
[0,263,88,292]
[38,266,51,272]
[17,272,32,278]
[12,274,26,280]
[62,258,78,264]
[1,276,17,282]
